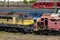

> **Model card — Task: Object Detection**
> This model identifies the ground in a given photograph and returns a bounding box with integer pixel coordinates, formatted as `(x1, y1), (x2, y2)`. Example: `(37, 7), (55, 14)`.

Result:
(0, 31), (60, 40)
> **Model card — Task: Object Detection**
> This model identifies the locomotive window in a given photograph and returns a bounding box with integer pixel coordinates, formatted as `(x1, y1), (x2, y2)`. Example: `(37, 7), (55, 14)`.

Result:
(34, 13), (37, 16)
(43, 3), (45, 5)
(34, 3), (38, 5)
(39, 3), (42, 5)
(50, 19), (56, 21)
(50, 3), (52, 5)
(57, 3), (60, 7)
(19, 14), (23, 19)
(37, 22), (44, 27)
(46, 3), (49, 5)
(41, 18), (44, 21)
(24, 15), (28, 18)
(57, 19), (60, 21)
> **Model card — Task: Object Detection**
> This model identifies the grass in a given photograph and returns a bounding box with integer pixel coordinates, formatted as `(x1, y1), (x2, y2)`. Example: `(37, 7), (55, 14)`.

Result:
(0, 31), (59, 40)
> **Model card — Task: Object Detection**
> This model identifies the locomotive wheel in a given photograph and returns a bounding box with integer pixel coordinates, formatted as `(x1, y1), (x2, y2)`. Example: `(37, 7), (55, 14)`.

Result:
(0, 27), (4, 31)
(5, 28), (11, 32)
(51, 30), (58, 36)
(5, 27), (15, 32)
(33, 30), (42, 35)
(4, 27), (8, 32)
(48, 31), (52, 35)
(34, 30), (52, 35)
(22, 29), (28, 34)
(28, 29), (33, 34)
(18, 28), (27, 34)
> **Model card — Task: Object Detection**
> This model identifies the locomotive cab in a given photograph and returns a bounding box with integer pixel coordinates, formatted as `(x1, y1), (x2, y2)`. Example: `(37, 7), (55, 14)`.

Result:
(0, 13), (34, 29)
(17, 13), (34, 26)
(37, 18), (48, 30)
(34, 13), (51, 30)
(0, 13), (34, 33)
(35, 13), (60, 31)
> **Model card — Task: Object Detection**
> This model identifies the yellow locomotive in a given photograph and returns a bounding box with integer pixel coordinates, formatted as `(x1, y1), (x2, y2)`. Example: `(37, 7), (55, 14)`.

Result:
(0, 13), (34, 32)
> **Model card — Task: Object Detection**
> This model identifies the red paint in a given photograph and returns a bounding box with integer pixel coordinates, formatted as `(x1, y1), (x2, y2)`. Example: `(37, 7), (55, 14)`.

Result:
(35, 13), (60, 31)
(33, 2), (60, 8)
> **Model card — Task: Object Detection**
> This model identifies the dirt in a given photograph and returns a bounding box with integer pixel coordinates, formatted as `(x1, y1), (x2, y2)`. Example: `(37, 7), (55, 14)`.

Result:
(0, 31), (60, 40)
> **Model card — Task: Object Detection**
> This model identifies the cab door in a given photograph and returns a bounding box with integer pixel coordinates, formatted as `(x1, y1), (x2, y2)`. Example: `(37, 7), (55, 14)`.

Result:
(44, 18), (48, 29)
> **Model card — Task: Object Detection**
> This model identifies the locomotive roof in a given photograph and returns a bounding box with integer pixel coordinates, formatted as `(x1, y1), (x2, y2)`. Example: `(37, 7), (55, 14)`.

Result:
(42, 13), (52, 16)
(0, 15), (18, 17)
(0, 13), (33, 18)
(41, 13), (60, 19)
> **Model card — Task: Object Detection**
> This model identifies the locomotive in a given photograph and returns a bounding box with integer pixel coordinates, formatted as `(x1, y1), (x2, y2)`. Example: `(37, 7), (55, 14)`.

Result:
(33, 0), (60, 8)
(34, 13), (60, 32)
(0, 12), (60, 34)
(0, 13), (34, 32)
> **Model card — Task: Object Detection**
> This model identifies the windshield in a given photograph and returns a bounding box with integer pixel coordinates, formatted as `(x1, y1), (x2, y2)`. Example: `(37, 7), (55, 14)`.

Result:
(17, 13), (32, 19)
(24, 13), (32, 19)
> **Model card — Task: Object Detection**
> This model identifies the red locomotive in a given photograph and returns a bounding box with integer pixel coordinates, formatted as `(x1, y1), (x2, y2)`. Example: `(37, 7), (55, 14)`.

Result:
(34, 13), (60, 31)
(32, 0), (60, 8)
